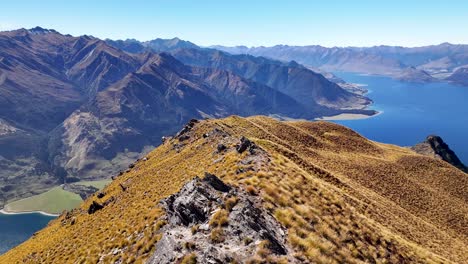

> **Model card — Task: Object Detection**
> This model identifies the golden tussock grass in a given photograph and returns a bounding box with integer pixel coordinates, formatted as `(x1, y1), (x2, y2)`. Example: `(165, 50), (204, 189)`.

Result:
(1, 116), (467, 263)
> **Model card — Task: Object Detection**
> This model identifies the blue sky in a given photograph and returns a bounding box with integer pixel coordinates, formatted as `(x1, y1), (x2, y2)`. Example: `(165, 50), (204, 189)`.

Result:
(1, 0), (467, 47)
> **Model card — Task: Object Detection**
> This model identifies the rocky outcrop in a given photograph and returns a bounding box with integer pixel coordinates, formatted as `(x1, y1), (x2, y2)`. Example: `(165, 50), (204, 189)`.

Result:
(412, 135), (467, 172)
(87, 201), (104, 214)
(147, 173), (294, 264)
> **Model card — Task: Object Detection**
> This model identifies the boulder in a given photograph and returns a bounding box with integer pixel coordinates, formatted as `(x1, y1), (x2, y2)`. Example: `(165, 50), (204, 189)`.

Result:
(88, 201), (104, 214)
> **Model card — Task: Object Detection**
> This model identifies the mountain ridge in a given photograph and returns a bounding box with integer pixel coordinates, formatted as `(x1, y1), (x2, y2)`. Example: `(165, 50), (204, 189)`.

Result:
(1, 116), (466, 263)
(212, 43), (468, 83)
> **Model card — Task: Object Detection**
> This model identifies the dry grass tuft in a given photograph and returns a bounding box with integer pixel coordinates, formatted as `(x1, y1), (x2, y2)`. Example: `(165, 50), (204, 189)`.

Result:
(209, 209), (229, 227)
(180, 253), (197, 264)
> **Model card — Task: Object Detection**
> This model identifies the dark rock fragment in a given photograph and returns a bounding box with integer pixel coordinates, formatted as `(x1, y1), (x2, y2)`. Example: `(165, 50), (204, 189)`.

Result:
(203, 172), (230, 192)
(178, 134), (190, 141)
(88, 201), (104, 214)
(236, 136), (251, 153)
(175, 119), (199, 139)
(216, 144), (227, 152)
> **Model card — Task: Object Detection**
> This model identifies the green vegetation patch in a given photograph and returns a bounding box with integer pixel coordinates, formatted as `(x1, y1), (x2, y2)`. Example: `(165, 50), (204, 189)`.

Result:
(4, 180), (111, 215)
(4, 186), (82, 214)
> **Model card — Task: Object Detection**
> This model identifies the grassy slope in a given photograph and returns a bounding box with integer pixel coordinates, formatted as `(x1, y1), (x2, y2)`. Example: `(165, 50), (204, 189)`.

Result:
(1, 116), (467, 263)
(3, 180), (112, 214)
(4, 187), (82, 215)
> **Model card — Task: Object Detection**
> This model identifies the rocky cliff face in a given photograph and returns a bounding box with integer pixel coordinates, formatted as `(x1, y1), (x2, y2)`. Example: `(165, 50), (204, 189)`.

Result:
(148, 173), (292, 263)
(412, 135), (468, 172)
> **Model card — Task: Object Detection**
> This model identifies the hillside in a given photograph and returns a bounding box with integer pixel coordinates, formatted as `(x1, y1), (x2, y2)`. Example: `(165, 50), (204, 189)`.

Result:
(0, 28), (373, 207)
(446, 67), (468, 86)
(2, 116), (467, 263)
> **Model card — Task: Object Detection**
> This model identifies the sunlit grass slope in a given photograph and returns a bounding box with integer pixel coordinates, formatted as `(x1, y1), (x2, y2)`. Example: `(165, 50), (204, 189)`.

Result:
(1, 116), (467, 263)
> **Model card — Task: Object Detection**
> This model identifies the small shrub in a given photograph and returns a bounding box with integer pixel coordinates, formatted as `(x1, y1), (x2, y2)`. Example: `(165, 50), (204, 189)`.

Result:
(191, 224), (200, 234)
(180, 253), (197, 264)
(209, 209), (229, 227)
(210, 228), (225, 243)
(246, 185), (257, 195)
(243, 236), (253, 245)
(225, 196), (238, 211)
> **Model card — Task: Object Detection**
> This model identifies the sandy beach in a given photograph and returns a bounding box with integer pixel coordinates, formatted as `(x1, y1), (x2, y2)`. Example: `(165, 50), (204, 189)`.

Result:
(315, 111), (382, 121)
(0, 208), (59, 217)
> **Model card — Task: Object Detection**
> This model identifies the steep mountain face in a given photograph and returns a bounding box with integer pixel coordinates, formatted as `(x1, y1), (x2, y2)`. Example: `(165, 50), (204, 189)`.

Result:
(107, 39), (374, 112)
(213, 43), (468, 81)
(2, 116), (467, 263)
(170, 48), (372, 111)
(49, 53), (316, 179)
(412, 135), (468, 172)
(0, 28), (373, 207)
(0, 28), (146, 203)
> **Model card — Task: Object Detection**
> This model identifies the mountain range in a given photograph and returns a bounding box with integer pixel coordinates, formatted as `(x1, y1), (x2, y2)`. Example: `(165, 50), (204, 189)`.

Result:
(1, 116), (466, 263)
(213, 43), (468, 84)
(0, 27), (372, 206)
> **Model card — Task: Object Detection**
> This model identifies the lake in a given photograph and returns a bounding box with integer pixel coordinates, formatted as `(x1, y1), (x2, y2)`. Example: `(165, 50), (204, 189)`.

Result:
(0, 212), (55, 255)
(333, 72), (468, 164)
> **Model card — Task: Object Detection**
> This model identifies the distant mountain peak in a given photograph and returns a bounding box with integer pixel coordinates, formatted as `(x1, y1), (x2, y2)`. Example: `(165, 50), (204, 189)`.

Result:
(28, 26), (59, 35)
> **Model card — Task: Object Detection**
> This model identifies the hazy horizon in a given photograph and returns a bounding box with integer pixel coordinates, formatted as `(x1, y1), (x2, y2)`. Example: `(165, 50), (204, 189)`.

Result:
(1, 0), (467, 47)
(2, 26), (467, 49)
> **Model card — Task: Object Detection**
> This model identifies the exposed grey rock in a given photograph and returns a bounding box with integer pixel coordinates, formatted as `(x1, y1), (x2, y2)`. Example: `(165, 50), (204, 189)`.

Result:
(412, 135), (467, 173)
(216, 144), (227, 153)
(88, 201), (104, 214)
(175, 119), (199, 139)
(203, 172), (230, 192)
(236, 136), (254, 153)
(147, 174), (296, 264)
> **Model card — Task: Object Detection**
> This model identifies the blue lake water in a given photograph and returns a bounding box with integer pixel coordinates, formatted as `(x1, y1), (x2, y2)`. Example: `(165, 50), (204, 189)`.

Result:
(333, 72), (468, 164)
(0, 212), (55, 255)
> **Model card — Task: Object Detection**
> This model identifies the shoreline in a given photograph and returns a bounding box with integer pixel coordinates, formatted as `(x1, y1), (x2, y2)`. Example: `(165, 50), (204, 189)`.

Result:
(315, 110), (382, 121)
(0, 208), (59, 217)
